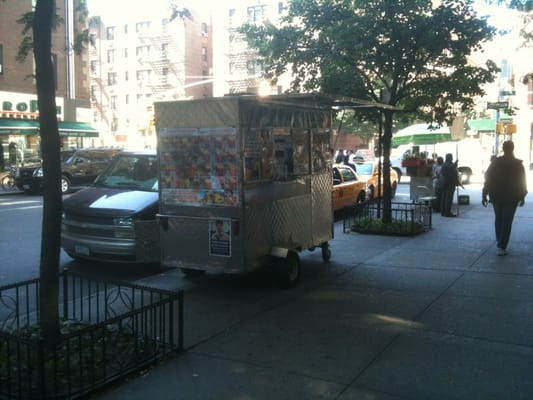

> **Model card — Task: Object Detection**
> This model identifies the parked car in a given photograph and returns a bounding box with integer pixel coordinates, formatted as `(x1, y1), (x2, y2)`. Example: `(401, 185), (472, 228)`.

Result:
(61, 150), (159, 263)
(332, 164), (368, 211)
(353, 159), (398, 199)
(16, 147), (121, 194)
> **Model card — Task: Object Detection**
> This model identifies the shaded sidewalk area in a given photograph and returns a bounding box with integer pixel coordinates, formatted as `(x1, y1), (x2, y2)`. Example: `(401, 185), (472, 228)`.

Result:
(96, 184), (533, 400)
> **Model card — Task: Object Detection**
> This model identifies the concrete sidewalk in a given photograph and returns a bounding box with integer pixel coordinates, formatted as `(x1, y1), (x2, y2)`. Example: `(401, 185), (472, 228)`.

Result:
(95, 184), (533, 399)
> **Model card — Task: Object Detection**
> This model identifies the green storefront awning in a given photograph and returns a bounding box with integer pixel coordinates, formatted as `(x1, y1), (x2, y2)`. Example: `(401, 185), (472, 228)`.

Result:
(0, 118), (98, 137)
(58, 121), (99, 137)
(0, 118), (39, 134)
(466, 119), (496, 132)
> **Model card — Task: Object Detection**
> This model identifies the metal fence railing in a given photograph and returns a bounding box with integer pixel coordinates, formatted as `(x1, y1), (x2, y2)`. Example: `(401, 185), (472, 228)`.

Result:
(0, 272), (184, 400)
(343, 200), (432, 235)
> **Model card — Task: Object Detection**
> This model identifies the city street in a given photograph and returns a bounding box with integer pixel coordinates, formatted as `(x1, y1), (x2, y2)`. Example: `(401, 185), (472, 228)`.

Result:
(0, 182), (414, 287)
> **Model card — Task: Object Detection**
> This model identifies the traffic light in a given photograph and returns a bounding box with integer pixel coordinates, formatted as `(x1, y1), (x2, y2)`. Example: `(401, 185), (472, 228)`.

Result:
(496, 122), (505, 134)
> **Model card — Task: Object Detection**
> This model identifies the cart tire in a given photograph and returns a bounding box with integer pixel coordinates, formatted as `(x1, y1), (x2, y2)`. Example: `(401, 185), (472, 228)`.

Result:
(321, 243), (331, 262)
(280, 250), (300, 288)
(181, 268), (205, 277)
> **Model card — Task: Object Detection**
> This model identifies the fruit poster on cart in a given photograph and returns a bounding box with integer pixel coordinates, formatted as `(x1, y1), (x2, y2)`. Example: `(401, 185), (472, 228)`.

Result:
(159, 127), (239, 207)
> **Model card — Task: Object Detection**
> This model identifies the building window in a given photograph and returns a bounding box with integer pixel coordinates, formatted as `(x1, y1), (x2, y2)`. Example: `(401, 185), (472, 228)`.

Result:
(108, 72), (117, 85)
(247, 59), (264, 76)
(202, 47), (207, 62)
(247, 5), (267, 22)
(124, 24), (128, 34)
(0, 44), (3, 75)
(136, 94), (143, 102)
(107, 49), (115, 63)
(90, 60), (97, 74)
(106, 26), (115, 40)
(136, 70), (151, 82)
(90, 85), (97, 99)
(125, 71), (129, 81)
(201, 23), (208, 36)
(110, 96), (117, 110)
(162, 42), (168, 58)
(125, 94), (129, 104)
(278, 2), (284, 13)
(135, 21), (151, 34)
(162, 67), (169, 76)
(136, 45), (150, 58)
(229, 8), (236, 18)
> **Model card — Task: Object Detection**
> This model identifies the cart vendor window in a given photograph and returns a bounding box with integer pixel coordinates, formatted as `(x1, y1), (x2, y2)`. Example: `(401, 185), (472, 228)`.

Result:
(244, 128), (312, 182)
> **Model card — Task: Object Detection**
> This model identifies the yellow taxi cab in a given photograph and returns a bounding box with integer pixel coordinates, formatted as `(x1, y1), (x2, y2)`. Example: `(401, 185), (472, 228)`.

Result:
(332, 164), (368, 211)
(352, 159), (398, 200)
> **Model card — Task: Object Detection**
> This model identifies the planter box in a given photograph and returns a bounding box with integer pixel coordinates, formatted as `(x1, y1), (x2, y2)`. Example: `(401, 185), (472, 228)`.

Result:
(342, 200), (432, 236)
(0, 273), (184, 400)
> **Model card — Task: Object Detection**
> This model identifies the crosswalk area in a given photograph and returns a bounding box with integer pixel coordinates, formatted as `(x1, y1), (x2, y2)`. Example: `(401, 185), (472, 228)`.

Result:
(0, 196), (42, 212)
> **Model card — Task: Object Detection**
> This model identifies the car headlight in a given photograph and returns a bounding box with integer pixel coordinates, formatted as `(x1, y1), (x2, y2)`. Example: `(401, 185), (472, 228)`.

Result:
(113, 217), (133, 227)
(34, 168), (43, 177)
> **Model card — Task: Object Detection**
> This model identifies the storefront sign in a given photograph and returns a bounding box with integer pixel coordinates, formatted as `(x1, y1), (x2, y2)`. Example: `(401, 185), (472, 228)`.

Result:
(0, 91), (63, 118)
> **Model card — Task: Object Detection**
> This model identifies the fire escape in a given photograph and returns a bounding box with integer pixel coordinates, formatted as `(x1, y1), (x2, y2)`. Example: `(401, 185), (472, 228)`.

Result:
(88, 33), (110, 127)
(226, 14), (262, 94)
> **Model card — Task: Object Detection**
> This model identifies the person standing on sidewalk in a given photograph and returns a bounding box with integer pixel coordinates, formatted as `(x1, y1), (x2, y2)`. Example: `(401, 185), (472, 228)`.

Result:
(432, 156), (444, 213)
(440, 153), (462, 217)
(482, 140), (527, 256)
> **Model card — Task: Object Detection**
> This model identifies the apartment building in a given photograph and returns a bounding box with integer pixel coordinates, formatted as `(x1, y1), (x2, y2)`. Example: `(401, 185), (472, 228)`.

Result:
(89, 6), (213, 148)
(0, 0), (93, 168)
(212, 0), (289, 97)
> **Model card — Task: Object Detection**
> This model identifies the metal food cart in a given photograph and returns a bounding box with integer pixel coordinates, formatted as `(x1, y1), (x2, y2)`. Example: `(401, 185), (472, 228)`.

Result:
(155, 94), (338, 286)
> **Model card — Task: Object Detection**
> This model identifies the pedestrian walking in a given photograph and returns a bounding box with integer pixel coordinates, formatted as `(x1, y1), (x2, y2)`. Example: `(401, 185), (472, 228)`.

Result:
(482, 140), (527, 255)
(440, 153), (462, 217)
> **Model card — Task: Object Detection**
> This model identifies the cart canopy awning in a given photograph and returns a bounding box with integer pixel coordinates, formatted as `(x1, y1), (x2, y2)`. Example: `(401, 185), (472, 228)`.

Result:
(0, 118), (98, 137)
(392, 124), (452, 147)
(0, 118), (39, 134)
(467, 119), (496, 132)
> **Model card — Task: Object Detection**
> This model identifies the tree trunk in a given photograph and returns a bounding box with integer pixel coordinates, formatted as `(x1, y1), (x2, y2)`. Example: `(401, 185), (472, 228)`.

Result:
(381, 110), (394, 224)
(34, 0), (61, 346)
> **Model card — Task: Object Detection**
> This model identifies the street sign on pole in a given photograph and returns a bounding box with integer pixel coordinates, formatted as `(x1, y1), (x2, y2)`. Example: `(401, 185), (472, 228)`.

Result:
(487, 101), (509, 110)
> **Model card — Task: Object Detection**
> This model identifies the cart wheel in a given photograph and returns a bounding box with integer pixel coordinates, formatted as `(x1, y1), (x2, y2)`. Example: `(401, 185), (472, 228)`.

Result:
(180, 268), (205, 277)
(280, 250), (301, 288)
(321, 243), (331, 262)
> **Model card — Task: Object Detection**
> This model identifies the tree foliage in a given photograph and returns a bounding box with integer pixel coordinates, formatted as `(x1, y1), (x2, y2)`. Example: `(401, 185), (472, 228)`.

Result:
(241, 0), (498, 222)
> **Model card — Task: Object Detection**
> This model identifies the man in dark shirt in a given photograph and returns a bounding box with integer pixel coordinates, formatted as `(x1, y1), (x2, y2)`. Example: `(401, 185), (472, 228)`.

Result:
(440, 153), (462, 217)
(482, 140), (527, 256)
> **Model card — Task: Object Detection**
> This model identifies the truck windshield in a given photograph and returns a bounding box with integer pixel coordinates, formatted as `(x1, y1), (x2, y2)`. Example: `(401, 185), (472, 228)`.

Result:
(95, 154), (158, 191)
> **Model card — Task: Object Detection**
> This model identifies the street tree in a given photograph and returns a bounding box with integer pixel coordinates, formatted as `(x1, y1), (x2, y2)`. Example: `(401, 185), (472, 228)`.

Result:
(15, 0), (189, 346)
(241, 0), (499, 222)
